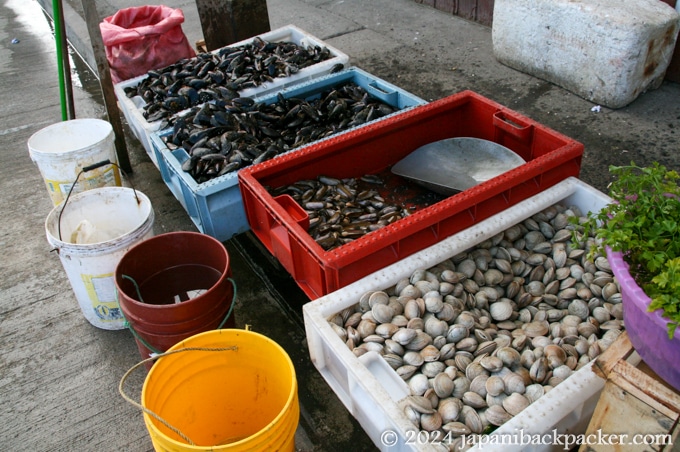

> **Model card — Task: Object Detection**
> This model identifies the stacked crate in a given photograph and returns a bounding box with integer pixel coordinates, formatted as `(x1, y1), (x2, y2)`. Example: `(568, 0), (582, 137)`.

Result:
(115, 23), (623, 452)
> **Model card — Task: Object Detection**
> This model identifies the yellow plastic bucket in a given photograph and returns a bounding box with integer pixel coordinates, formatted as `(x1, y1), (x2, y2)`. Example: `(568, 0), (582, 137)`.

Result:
(141, 329), (299, 451)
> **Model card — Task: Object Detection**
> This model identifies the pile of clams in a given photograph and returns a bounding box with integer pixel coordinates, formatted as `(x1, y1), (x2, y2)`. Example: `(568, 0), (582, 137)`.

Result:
(327, 201), (623, 450)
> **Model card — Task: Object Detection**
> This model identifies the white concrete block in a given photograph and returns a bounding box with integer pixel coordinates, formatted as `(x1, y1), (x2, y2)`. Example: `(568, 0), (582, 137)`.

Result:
(492, 0), (680, 108)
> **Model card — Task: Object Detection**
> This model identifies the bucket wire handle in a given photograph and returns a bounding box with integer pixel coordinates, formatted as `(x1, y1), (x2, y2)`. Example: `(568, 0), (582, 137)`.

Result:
(118, 276), (239, 356)
(118, 345), (239, 446)
(57, 159), (139, 241)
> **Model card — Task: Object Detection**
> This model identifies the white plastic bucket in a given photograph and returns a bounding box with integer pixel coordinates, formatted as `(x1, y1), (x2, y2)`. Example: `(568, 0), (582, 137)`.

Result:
(28, 118), (122, 206)
(45, 187), (155, 330)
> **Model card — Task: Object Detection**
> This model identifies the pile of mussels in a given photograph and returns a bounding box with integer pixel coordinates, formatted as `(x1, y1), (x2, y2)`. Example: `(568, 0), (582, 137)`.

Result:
(123, 36), (338, 122)
(163, 83), (398, 183)
(269, 174), (410, 251)
(327, 201), (623, 451)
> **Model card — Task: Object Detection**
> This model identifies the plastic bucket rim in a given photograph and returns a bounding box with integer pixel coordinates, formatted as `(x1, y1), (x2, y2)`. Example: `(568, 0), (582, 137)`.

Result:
(45, 187), (154, 254)
(121, 291), (233, 332)
(115, 231), (230, 310)
(28, 118), (114, 158)
(605, 247), (675, 332)
(141, 329), (298, 450)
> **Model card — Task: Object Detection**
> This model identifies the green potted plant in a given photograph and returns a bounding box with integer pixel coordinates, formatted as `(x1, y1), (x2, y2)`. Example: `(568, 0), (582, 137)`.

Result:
(580, 161), (680, 390)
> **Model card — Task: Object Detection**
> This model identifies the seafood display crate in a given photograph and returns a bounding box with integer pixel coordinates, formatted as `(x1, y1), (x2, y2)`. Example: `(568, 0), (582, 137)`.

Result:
(303, 177), (614, 452)
(150, 67), (428, 242)
(237, 90), (584, 299)
(114, 24), (350, 166)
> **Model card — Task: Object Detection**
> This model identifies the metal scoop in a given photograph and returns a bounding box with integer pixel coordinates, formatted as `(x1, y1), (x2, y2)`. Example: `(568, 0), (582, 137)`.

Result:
(391, 137), (526, 196)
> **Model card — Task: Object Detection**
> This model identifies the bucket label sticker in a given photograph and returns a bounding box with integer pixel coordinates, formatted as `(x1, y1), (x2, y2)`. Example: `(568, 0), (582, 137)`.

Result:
(45, 166), (122, 203)
(81, 273), (123, 321)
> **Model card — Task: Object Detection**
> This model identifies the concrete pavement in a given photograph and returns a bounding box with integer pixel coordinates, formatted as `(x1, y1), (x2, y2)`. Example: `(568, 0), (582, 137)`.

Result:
(2, 0), (679, 450)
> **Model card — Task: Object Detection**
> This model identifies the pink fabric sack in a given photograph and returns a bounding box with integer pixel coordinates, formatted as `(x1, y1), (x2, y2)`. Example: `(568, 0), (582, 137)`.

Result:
(100, 5), (196, 83)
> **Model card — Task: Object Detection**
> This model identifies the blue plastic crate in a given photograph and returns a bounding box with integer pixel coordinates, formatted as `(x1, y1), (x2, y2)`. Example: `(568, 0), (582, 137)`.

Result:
(150, 67), (427, 242)
(115, 24), (350, 166)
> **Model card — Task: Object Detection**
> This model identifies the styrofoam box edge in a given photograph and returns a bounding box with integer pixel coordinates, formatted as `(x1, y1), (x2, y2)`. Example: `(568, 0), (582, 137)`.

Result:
(303, 177), (617, 452)
(113, 24), (349, 159)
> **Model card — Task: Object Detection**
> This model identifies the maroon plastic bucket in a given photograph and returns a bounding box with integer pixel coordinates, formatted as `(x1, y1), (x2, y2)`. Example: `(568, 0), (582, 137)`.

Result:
(115, 231), (236, 364)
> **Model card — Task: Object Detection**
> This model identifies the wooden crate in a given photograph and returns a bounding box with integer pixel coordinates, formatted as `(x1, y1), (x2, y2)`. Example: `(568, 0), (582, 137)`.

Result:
(580, 332), (680, 451)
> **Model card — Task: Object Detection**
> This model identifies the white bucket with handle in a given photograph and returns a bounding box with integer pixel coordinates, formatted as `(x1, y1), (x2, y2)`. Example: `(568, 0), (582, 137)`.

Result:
(28, 118), (122, 206)
(45, 187), (154, 330)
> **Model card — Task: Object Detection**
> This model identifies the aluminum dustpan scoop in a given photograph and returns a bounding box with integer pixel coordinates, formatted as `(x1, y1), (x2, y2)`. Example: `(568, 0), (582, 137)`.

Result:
(391, 137), (526, 196)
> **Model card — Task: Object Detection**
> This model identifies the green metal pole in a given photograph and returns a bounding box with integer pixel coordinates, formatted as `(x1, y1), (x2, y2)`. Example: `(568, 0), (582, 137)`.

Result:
(52, 0), (68, 121)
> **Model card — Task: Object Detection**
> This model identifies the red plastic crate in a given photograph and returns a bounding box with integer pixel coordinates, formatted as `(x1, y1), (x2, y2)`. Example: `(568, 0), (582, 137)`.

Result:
(238, 90), (584, 299)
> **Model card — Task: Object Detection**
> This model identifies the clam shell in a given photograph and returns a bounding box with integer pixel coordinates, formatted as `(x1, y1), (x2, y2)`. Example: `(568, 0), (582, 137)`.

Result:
(424, 316), (448, 337)
(524, 383), (545, 403)
(433, 373), (455, 398)
(356, 319), (377, 338)
(495, 347), (521, 368)
(439, 343), (457, 361)
(408, 373), (430, 396)
(424, 291), (444, 313)
(372, 303), (395, 324)
(405, 331), (433, 351)
(484, 269), (505, 286)
(502, 372), (526, 395)
(368, 290), (389, 307)
(479, 356), (504, 373)
(383, 353), (404, 370)
(485, 375), (505, 397)
(403, 350), (425, 367)
(522, 321), (549, 337)
(489, 300), (514, 322)
(503, 392), (530, 416)
(330, 322), (347, 342)
(446, 324), (469, 343)
(436, 303), (457, 322)
(407, 317), (424, 331)
(474, 340), (497, 357)
(454, 354), (473, 373)
(485, 404), (513, 426)
(420, 344), (441, 362)
(462, 391), (487, 409)
(384, 339), (404, 356)
(442, 421), (471, 435)
(457, 337), (479, 353)
(420, 412), (443, 432)
(458, 259), (477, 278)
(397, 365), (418, 380)
(452, 376), (471, 398)
(403, 394), (435, 414)
(438, 397), (464, 423)
(469, 374), (489, 398)
(529, 358), (548, 383)
(461, 405), (485, 434)
(375, 322), (399, 338)
(421, 361), (446, 378)
(403, 299), (421, 320)
(391, 327), (417, 345)
(465, 362), (489, 381)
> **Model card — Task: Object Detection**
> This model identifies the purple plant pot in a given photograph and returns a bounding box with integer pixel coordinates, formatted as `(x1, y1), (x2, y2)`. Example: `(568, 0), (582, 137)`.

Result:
(606, 247), (680, 391)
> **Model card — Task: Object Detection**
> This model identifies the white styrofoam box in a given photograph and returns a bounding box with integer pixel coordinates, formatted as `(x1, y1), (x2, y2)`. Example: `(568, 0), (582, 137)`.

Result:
(303, 177), (616, 452)
(492, 0), (680, 109)
(114, 24), (350, 165)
